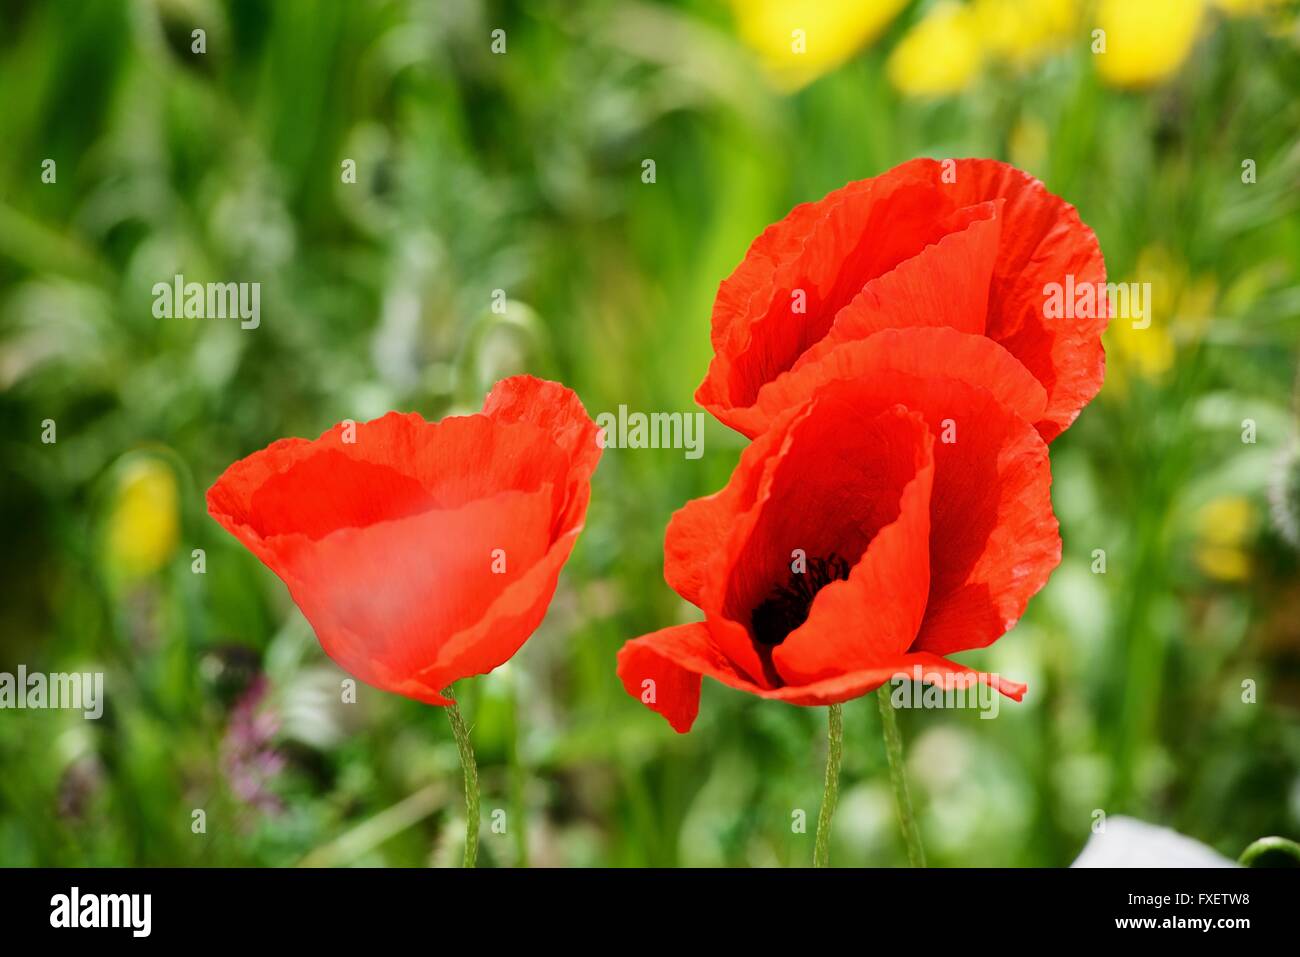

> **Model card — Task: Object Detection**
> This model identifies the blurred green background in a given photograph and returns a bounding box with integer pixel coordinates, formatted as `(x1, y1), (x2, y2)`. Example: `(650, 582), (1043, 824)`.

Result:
(2, 0), (1299, 867)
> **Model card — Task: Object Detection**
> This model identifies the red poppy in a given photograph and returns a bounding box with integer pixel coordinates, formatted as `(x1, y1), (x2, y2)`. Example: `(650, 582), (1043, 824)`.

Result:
(618, 327), (1060, 732)
(208, 376), (600, 706)
(695, 158), (1108, 443)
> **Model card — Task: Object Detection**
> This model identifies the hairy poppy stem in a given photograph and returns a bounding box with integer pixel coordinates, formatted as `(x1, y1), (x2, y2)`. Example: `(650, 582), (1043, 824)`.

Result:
(442, 686), (479, 868)
(877, 687), (925, 866)
(813, 703), (843, 867)
(508, 680), (529, 868)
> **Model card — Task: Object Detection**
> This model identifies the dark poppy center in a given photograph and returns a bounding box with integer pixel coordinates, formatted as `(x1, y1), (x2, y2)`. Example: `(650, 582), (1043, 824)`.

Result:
(750, 553), (850, 648)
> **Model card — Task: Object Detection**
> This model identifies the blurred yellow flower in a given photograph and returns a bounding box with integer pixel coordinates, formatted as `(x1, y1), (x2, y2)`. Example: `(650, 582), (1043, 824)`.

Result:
(732, 0), (909, 90)
(1106, 313), (1176, 390)
(887, 0), (1079, 97)
(1094, 0), (1206, 88)
(106, 457), (180, 578)
(883, 0), (1276, 98)
(887, 2), (983, 97)
(1104, 246), (1216, 394)
(1194, 496), (1257, 581)
(975, 0), (1079, 66)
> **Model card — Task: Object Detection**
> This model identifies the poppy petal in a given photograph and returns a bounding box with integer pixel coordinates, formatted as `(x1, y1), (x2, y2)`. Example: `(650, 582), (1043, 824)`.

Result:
(664, 403), (819, 685)
(699, 164), (997, 414)
(256, 486), (555, 697)
(759, 651), (1027, 706)
(415, 522), (584, 692)
(616, 622), (715, 733)
(939, 158), (1109, 440)
(696, 157), (1106, 442)
(662, 418), (794, 608)
(738, 327), (1048, 439)
(618, 625), (1026, 732)
(911, 413), (1060, 657)
(733, 354), (1060, 658)
(482, 374), (602, 527)
(208, 411), (571, 539)
(773, 408), (935, 684)
(791, 201), (1001, 371)
(711, 404), (935, 681)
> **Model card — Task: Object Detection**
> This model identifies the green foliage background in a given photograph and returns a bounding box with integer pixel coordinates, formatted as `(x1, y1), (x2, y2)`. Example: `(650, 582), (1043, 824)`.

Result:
(1, 0), (1298, 866)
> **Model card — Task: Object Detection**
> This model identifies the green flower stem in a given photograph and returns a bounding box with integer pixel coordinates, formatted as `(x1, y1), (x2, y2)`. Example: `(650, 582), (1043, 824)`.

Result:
(877, 687), (926, 867)
(508, 681), (529, 868)
(442, 685), (479, 868)
(813, 703), (843, 867)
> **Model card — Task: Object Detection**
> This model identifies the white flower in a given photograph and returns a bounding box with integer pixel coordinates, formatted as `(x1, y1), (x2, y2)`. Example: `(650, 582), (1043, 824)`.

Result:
(1072, 816), (1238, 867)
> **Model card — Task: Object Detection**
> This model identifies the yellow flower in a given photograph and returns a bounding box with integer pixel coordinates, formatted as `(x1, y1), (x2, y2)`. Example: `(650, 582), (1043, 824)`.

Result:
(1106, 314), (1176, 391)
(732, 0), (909, 91)
(974, 0), (1080, 67)
(1104, 246), (1216, 394)
(105, 456), (180, 578)
(1095, 0), (1206, 88)
(1194, 496), (1257, 582)
(887, 1), (984, 97)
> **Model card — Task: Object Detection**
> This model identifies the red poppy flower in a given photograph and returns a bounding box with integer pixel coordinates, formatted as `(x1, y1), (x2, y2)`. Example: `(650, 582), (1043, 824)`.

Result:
(617, 332), (1059, 732)
(695, 158), (1108, 442)
(207, 376), (600, 706)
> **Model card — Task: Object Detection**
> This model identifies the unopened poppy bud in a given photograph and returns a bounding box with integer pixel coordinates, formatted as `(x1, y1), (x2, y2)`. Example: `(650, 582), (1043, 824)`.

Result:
(103, 455), (180, 579)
